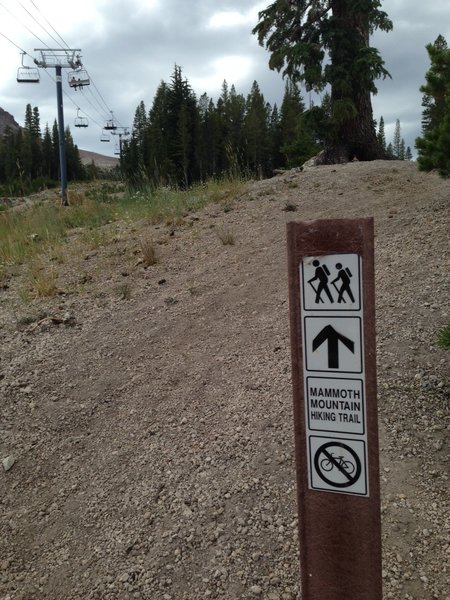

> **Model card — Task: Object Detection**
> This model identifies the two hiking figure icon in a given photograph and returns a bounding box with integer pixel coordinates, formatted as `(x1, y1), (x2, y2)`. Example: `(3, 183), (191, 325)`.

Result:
(308, 259), (355, 304)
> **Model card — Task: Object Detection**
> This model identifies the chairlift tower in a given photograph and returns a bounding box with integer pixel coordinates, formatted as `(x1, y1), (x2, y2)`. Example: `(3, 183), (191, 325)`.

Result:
(33, 49), (84, 206)
(111, 127), (130, 162)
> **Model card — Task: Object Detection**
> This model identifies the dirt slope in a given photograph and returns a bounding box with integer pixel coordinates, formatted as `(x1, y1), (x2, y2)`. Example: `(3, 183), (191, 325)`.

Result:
(0, 160), (449, 600)
(79, 149), (119, 169)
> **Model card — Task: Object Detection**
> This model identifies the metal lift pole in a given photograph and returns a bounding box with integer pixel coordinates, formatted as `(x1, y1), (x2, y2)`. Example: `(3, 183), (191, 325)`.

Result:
(34, 49), (84, 207)
(55, 65), (68, 206)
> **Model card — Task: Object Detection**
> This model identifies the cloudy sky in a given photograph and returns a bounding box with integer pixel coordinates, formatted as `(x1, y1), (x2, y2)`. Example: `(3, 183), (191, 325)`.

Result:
(0, 0), (449, 158)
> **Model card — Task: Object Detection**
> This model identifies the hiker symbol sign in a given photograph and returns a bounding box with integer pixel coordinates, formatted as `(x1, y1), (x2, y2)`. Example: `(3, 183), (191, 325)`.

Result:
(302, 253), (361, 311)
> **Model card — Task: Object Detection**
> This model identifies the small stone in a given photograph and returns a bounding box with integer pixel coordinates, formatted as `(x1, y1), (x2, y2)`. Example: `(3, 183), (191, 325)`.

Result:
(2, 456), (16, 471)
(250, 585), (262, 595)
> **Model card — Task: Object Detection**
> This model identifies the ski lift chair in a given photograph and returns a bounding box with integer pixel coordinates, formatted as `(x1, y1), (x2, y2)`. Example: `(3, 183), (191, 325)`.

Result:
(17, 52), (40, 83)
(104, 119), (117, 130)
(68, 69), (90, 90)
(74, 108), (88, 128)
(100, 131), (110, 142)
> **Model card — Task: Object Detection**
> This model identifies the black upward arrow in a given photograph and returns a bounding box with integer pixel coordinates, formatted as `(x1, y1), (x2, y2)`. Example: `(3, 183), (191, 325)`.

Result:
(312, 325), (355, 369)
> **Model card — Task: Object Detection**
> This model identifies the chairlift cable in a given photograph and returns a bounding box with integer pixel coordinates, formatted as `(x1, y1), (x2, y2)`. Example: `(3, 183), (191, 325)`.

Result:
(0, 28), (28, 53)
(16, 0), (66, 51)
(42, 68), (104, 130)
(0, 1), (51, 51)
(84, 71), (114, 115)
(27, 0), (71, 50)
(78, 85), (112, 125)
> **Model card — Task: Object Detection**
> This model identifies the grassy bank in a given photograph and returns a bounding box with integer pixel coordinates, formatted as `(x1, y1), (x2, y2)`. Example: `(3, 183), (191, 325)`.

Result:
(0, 177), (246, 282)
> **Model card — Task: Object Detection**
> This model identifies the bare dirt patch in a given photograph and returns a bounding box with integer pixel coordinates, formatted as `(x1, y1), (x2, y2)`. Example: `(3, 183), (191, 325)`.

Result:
(1, 160), (449, 599)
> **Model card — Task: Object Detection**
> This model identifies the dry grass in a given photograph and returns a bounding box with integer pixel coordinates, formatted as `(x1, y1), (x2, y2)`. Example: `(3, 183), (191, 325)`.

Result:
(216, 227), (236, 246)
(28, 262), (59, 298)
(115, 282), (132, 300)
(67, 189), (87, 206)
(140, 238), (158, 266)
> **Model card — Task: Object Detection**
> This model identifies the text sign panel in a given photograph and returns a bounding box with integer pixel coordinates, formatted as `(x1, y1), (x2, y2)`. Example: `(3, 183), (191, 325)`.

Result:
(306, 376), (365, 434)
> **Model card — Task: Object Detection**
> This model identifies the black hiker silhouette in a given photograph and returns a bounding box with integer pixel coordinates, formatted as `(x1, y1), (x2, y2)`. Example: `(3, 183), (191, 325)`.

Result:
(331, 263), (355, 303)
(308, 260), (334, 304)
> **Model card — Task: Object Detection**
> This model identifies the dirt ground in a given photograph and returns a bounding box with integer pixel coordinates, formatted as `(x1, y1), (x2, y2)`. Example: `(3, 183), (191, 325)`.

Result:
(0, 160), (449, 600)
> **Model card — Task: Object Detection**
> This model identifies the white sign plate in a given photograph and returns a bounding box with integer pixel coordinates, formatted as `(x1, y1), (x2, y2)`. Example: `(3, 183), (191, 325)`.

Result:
(306, 376), (365, 434)
(304, 316), (362, 373)
(309, 436), (368, 496)
(301, 253), (361, 311)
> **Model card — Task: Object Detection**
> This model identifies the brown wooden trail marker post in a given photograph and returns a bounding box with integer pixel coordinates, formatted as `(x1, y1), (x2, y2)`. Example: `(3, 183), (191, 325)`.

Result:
(286, 218), (382, 600)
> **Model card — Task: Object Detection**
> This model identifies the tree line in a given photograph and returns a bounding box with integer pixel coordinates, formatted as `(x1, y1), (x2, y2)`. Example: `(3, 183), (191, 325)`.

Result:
(0, 104), (85, 196)
(121, 65), (330, 188)
(121, 63), (416, 189)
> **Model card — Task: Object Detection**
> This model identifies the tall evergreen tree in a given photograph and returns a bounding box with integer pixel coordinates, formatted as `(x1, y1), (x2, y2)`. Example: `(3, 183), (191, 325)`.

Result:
(253, 0), (393, 163)
(279, 80), (305, 167)
(393, 118), (402, 158)
(148, 81), (171, 184)
(224, 84), (246, 172)
(167, 65), (199, 187)
(42, 124), (54, 178)
(243, 81), (270, 177)
(268, 103), (283, 171)
(64, 127), (84, 180)
(31, 106), (41, 138)
(51, 120), (60, 178)
(399, 138), (405, 160)
(416, 35), (450, 176)
(377, 116), (386, 151)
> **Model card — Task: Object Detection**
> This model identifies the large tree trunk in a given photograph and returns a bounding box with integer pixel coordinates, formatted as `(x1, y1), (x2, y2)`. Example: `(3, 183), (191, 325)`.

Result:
(320, 0), (387, 164)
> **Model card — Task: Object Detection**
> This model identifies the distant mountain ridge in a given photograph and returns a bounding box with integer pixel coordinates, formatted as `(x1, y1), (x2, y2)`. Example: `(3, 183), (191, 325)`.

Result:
(78, 149), (119, 169)
(0, 107), (20, 135)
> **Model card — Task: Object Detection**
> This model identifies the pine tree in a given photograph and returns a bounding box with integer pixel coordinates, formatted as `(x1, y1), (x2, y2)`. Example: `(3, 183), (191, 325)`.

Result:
(405, 146), (413, 160)
(253, 0), (393, 163)
(148, 81), (172, 185)
(399, 138), (405, 160)
(268, 103), (283, 171)
(42, 124), (54, 178)
(279, 80), (305, 167)
(393, 119), (401, 158)
(32, 106), (41, 138)
(377, 116), (386, 151)
(167, 65), (199, 187)
(24, 104), (33, 133)
(243, 81), (270, 177)
(224, 85), (246, 173)
(416, 35), (450, 177)
(51, 120), (60, 179)
(131, 100), (149, 170)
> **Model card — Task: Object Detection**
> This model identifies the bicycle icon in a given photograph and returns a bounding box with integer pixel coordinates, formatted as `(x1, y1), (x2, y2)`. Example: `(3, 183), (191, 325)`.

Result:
(314, 441), (362, 489)
(320, 453), (356, 475)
